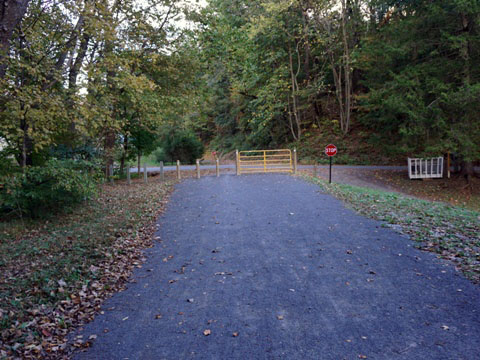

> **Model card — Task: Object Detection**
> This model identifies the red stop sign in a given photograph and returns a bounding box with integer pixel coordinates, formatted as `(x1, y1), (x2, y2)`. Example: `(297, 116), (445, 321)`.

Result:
(325, 144), (337, 157)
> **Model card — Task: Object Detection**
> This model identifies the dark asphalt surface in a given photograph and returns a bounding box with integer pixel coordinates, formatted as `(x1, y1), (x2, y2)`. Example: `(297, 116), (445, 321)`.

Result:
(131, 164), (407, 173)
(75, 174), (480, 360)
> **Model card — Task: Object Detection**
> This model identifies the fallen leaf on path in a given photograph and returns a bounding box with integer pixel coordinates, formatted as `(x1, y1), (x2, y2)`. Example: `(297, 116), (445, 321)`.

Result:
(155, 314), (162, 319)
(232, 332), (239, 337)
(122, 317), (129, 321)
(441, 325), (449, 330)
(277, 315), (284, 320)
(203, 329), (211, 336)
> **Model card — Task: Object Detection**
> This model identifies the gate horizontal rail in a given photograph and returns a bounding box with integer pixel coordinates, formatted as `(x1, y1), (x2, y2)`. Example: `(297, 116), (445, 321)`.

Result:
(237, 149), (293, 174)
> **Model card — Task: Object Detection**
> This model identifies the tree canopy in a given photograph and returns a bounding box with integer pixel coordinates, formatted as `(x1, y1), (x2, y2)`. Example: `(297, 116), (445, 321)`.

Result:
(0, 0), (478, 177)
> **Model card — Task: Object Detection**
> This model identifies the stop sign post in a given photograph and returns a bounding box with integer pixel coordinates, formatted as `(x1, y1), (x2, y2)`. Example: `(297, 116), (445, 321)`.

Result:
(325, 144), (337, 183)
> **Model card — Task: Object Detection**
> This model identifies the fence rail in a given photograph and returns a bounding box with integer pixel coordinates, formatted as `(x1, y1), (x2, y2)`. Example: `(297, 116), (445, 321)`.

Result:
(237, 149), (293, 174)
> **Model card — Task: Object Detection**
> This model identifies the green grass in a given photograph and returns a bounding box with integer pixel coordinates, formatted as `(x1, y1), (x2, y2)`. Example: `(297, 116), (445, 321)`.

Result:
(305, 175), (480, 283)
(0, 179), (174, 357)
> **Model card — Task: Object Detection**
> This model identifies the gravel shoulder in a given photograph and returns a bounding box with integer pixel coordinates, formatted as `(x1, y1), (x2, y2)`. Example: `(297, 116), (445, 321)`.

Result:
(74, 174), (480, 360)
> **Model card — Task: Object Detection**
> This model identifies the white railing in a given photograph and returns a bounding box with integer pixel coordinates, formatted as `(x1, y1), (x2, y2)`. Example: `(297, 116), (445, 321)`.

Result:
(408, 157), (443, 179)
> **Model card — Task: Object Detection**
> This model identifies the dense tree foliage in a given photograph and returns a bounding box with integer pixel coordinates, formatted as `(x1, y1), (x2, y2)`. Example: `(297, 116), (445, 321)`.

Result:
(191, 0), (479, 177)
(0, 0), (479, 195)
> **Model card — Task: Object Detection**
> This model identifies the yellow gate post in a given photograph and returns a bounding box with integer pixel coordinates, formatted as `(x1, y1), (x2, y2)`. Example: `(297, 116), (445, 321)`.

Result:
(263, 150), (267, 172)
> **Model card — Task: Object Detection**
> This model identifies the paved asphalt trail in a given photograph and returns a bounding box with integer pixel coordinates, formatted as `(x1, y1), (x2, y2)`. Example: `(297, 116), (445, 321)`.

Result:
(75, 174), (480, 360)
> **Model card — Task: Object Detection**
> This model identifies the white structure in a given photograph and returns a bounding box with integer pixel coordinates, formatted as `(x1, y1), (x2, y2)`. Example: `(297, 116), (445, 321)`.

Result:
(408, 157), (444, 179)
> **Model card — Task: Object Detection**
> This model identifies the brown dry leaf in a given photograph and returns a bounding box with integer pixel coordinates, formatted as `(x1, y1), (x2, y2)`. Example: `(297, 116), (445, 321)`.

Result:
(277, 315), (284, 320)
(358, 355), (368, 359)
(232, 332), (239, 337)
(203, 329), (211, 336)
(155, 314), (162, 319)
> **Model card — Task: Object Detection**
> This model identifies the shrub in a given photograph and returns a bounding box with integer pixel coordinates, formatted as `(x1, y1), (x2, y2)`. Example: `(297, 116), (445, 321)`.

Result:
(0, 159), (100, 218)
(163, 131), (204, 164)
(153, 147), (167, 163)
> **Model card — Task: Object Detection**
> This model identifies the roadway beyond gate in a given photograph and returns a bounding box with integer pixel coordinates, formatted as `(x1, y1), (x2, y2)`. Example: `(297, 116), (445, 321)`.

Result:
(237, 149), (293, 174)
(75, 175), (480, 360)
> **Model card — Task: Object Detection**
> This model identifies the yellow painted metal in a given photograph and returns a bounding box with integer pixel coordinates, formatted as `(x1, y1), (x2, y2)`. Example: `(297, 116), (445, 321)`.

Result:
(238, 149), (293, 174)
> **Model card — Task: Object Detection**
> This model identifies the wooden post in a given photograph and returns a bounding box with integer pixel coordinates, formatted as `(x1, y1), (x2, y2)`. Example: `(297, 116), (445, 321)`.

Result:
(160, 161), (164, 181)
(127, 166), (131, 185)
(143, 163), (147, 183)
(236, 150), (240, 176)
(313, 163), (317, 177)
(176, 160), (181, 180)
(293, 148), (297, 175)
(196, 159), (200, 179)
(447, 152), (451, 179)
(216, 159), (220, 177)
(109, 165), (114, 184)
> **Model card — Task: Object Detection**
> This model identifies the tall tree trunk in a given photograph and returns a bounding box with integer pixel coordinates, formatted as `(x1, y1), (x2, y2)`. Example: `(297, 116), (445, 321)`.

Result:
(120, 136), (128, 174)
(137, 152), (141, 175)
(0, 0), (31, 78)
(288, 41), (301, 140)
(287, 97), (298, 141)
(340, 0), (352, 134)
(461, 160), (474, 184)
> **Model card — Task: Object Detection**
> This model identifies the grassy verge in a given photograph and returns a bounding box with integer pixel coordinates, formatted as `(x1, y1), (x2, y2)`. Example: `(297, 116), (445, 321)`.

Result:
(0, 178), (175, 358)
(305, 175), (480, 283)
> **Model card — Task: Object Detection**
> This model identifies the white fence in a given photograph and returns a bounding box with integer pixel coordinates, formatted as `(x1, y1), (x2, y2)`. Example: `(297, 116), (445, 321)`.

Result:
(408, 157), (443, 179)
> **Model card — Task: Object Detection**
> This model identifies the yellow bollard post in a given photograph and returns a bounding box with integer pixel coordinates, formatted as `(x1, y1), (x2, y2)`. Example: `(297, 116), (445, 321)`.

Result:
(293, 148), (298, 175)
(236, 150), (240, 176)
(196, 159), (200, 179)
(216, 159), (220, 177)
(176, 160), (181, 180)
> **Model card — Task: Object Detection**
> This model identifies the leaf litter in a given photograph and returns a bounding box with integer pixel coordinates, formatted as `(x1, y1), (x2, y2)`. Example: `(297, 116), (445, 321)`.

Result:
(0, 178), (175, 358)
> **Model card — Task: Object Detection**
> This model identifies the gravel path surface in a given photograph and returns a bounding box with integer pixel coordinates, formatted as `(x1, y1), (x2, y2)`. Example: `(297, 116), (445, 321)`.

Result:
(75, 174), (480, 360)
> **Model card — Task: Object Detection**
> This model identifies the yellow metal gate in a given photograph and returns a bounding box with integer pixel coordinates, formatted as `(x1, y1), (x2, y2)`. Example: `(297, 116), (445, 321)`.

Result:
(237, 149), (293, 174)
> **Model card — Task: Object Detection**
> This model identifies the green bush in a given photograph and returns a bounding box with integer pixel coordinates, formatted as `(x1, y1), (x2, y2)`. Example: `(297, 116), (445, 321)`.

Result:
(153, 147), (167, 163)
(0, 159), (100, 218)
(163, 131), (205, 164)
